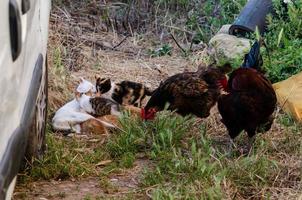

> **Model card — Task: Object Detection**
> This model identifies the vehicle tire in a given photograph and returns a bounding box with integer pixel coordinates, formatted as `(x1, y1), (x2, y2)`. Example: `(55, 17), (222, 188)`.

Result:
(25, 56), (48, 162)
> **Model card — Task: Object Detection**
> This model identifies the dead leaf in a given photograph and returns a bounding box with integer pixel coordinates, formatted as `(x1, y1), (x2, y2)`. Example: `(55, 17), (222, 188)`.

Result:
(88, 139), (101, 143)
(96, 160), (112, 167)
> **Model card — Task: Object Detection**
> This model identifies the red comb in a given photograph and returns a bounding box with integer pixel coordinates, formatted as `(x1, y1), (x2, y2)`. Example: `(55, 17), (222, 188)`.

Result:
(141, 108), (156, 120)
(219, 76), (228, 91)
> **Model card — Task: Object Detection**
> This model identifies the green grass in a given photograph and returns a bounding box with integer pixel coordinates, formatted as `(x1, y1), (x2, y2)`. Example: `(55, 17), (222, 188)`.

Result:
(106, 111), (193, 158)
(18, 110), (301, 199)
(119, 152), (136, 168)
(185, 0), (246, 42)
(19, 126), (111, 183)
(103, 111), (300, 199)
(263, 1), (302, 83)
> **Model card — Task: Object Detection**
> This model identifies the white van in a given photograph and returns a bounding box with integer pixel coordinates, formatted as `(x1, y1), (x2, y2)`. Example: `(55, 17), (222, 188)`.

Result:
(0, 0), (51, 199)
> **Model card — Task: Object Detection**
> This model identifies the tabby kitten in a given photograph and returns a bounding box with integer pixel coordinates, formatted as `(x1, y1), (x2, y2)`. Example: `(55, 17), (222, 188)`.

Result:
(77, 94), (121, 117)
(78, 94), (142, 118)
(90, 96), (121, 117)
(95, 77), (153, 107)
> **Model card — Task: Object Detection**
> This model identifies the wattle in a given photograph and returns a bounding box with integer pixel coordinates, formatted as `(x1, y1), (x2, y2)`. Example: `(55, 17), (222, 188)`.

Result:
(220, 77), (228, 91)
(141, 108), (146, 119)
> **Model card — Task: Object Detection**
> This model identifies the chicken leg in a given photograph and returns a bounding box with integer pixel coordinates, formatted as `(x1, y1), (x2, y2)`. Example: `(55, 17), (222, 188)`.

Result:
(247, 135), (256, 156)
(227, 138), (237, 156)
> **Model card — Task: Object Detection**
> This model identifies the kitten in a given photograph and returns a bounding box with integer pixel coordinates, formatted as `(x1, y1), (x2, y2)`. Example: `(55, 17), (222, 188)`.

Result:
(52, 98), (94, 134)
(52, 78), (114, 134)
(77, 77), (96, 95)
(78, 94), (142, 118)
(95, 77), (153, 107)
(78, 94), (121, 117)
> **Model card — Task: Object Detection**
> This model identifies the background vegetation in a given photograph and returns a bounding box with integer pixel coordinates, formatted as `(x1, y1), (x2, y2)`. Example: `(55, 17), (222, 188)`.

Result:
(264, 0), (302, 82)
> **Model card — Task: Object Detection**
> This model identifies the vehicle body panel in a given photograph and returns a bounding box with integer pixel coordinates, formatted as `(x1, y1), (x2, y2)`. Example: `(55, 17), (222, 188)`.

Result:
(0, 0), (50, 158)
(0, 0), (51, 198)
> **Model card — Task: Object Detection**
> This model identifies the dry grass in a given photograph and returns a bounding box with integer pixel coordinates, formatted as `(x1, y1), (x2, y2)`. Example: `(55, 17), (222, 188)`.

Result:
(48, 1), (199, 112)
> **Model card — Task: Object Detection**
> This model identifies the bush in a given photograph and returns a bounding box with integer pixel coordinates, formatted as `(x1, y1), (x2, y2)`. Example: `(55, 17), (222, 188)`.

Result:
(264, 1), (302, 82)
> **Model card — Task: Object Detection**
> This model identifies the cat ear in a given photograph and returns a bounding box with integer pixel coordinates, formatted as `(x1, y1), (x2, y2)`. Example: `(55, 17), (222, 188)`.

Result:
(95, 75), (101, 81)
(117, 84), (123, 93)
(76, 77), (85, 85)
(114, 84), (120, 91)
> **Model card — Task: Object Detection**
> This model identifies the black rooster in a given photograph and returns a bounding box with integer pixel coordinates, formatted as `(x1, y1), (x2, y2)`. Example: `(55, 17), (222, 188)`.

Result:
(218, 40), (277, 153)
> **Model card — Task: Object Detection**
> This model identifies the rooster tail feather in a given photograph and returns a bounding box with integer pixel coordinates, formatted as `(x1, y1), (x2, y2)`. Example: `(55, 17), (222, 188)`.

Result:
(241, 40), (263, 71)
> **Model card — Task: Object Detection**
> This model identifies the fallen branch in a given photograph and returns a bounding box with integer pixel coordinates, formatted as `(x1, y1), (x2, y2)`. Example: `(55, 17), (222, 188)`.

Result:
(113, 35), (130, 49)
(170, 33), (186, 53)
(79, 36), (139, 55)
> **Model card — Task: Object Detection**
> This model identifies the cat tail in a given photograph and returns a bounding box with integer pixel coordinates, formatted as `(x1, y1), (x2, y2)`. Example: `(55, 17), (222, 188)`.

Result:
(94, 118), (127, 133)
(95, 118), (116, 128)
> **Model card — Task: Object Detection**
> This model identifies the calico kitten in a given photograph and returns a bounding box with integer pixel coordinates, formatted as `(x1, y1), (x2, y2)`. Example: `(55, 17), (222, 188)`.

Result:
(95, 77), (153, 107)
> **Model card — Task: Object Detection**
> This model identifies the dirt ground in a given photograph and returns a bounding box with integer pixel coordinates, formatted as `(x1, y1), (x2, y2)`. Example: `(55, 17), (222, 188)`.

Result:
(14, 159), (151, 200)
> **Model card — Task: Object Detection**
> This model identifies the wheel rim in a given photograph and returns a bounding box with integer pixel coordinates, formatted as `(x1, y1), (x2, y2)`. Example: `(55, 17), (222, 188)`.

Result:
(34, 66), (47, 157)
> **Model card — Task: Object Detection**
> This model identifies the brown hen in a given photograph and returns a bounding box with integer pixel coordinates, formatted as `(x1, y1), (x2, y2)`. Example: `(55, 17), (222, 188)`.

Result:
(141, 64), (231, 120)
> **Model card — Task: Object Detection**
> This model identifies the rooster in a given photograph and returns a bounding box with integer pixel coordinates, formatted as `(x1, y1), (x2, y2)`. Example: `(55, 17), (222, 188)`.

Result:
(141, 64), (232, 120)
(218, 40), (277, 153)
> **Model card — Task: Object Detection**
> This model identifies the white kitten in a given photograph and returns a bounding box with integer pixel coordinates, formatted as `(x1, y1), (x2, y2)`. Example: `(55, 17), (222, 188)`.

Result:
(52, 78), (114, 134)
(77, 94), (94, 114)
(77, 77), (96, 94)
(52, 99), (93, 133)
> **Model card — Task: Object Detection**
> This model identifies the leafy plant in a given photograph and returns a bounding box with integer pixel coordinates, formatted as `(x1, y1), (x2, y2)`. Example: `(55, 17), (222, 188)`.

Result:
(263, 1), (302, 82)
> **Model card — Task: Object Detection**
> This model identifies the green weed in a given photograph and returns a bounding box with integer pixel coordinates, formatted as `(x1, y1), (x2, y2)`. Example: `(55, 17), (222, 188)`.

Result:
(19, 130), (109, 182)
(264, 1), (302, 82)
